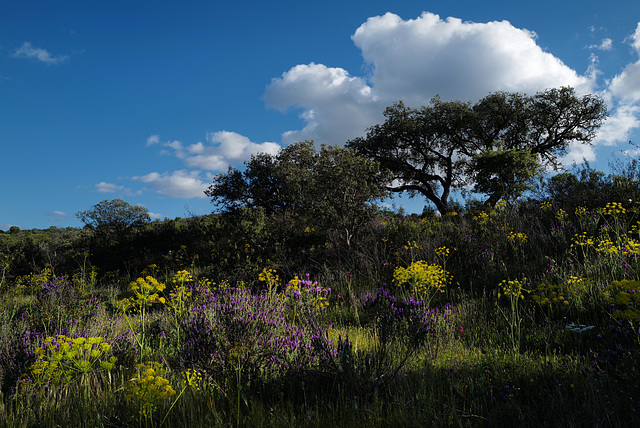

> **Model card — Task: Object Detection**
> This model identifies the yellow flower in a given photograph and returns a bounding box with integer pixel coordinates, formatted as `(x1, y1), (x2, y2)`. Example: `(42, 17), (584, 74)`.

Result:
(172, 270), (193, 284)
(555, 208), (568, 221)
(603, 202), (626, 216)
(498, 279), (527, 299)
(394, 260), (451, 300)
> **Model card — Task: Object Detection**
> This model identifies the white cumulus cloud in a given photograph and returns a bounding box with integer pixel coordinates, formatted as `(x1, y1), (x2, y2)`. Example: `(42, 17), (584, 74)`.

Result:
(353, 12), (594, 102)
(631, 22), (640, 53)
(264, 12), (598, 147)
(608, 23), (640, 103)
(264, 63), (379, 144)
(12, 42), (69, 65)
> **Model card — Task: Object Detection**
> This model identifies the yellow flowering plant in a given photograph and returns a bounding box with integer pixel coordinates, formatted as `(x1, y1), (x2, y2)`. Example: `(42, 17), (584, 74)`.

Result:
(555, 208), (568, 222)
(167, 270), (193, 347)
(259, 267), (280, 298)
(393, 260), (451, 306)
(434, 246), (456, 271)
(507, 231), (528, 245)
(118, 276), (166, 362)
(126, 361), (176, 421)
(497, 279), (528, 352)
(15, 266), (52, 291)
(22, 334), (117, 394)
(403, 240), (422, 262)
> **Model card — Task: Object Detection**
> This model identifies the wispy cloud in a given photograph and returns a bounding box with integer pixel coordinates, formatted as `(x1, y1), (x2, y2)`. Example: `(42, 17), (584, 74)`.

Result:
(588, 38), (613, 51)
(11, 42), (69, 65)
(47, 210), (68, 222)
(146, 134), (160, 146)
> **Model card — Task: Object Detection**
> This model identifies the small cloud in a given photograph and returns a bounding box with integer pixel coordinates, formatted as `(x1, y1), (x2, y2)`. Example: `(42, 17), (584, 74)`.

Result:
(11, 42), (69, 65)
(588, 38), (613, 51)
(155, 131), (282, 171)
(47, 210), (67, 222)
(148, 212), (165, 221)
(146, 135), (160, 146)
(93, 182), (125, 193)
(132, 170), (210, 198)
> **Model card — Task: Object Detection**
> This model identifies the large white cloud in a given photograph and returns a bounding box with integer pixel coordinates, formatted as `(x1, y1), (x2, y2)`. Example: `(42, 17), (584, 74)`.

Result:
(132, 170), (210, 198)
(600, 22), (640, 159)
(352, 12), (594, 103)
(264, 12), (598, 147)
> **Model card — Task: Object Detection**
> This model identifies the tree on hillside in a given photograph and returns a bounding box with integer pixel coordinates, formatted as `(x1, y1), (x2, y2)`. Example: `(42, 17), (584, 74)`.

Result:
(206, 141), (392, 251)
(347, 87), (608, 213)
(76, 199), (151, 239)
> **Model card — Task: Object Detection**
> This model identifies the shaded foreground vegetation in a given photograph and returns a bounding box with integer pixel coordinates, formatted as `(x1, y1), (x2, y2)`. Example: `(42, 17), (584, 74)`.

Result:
(2, 168), (640, 427)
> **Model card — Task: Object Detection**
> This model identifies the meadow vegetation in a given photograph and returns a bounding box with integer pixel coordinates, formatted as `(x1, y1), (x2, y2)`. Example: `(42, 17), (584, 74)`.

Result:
(2, 160), (640, 427)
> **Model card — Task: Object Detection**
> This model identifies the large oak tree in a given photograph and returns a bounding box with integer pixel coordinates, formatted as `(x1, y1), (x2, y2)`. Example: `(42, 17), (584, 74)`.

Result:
(347, 87), (608, 213)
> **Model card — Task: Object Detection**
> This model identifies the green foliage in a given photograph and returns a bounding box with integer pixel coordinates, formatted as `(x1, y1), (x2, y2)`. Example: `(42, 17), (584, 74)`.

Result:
(472, 145), (541, 205)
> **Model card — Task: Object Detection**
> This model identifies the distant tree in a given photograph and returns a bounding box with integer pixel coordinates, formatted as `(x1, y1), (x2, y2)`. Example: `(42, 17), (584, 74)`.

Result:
(76, 199), (150, 239)
(542, 163), (610, 210)
(347, 87), (608, 213)
(542, 159), (640, 211)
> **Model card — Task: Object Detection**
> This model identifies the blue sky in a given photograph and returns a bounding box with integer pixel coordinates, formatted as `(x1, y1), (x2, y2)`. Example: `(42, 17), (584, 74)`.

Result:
(2, 1), (640, 230)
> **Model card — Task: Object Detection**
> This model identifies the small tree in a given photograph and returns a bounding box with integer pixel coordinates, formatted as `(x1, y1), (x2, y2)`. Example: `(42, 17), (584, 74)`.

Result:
(206, 141), (392, 255)
(76, 199), (150, 240)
